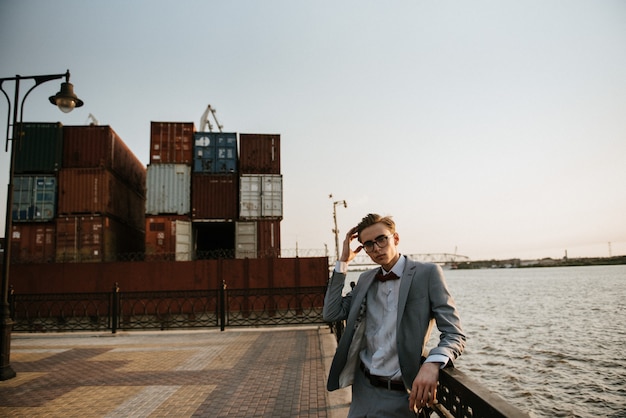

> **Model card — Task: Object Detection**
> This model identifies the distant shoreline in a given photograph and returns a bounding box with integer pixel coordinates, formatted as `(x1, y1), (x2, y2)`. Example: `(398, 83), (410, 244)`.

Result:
(453, 255), (626, 269)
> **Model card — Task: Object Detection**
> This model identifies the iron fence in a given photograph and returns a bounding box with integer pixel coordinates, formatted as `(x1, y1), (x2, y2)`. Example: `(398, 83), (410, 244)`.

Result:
(9, 283), (329, 333)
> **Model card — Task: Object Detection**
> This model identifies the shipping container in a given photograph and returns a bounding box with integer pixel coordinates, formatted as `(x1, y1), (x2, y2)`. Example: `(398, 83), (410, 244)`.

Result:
(150, 122), (194, 164)
(193, 132), (238, 173)
(239, 133), (280, 174)
(257, 219), (281, 257)
(13, 122), (64, 174)
(193, 221), (235, 259)
(191, 173), (238, 220)
(235, 221), (256, 259)
(145, 215), (193, 261)
(235, 220), (281, 259)
(146, 164), (191, 215)
(57, 168), (145, 231)
(12, 175), (57, 222)
(239, 174), (283, 219)
(10, 222), (56, 263)
(55, 215), (144, 263)
(63, 125), (146, 196)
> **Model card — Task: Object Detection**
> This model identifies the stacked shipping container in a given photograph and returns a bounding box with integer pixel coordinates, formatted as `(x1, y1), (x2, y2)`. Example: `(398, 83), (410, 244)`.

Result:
(236, 134), (282, 258)
(145, 124), (283, 260)
(10, 124), (147, 263)
(145, 122), (195, 260)
(9, 121), (284, 263)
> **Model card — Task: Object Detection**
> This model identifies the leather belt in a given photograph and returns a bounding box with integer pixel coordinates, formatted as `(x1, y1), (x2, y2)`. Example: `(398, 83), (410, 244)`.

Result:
(360, 361), (405, 392)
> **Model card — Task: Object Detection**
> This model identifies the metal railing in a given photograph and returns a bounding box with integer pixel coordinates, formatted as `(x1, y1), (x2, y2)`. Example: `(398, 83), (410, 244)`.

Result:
(10, 283), (328, 333)
(327, 321), (530, 418)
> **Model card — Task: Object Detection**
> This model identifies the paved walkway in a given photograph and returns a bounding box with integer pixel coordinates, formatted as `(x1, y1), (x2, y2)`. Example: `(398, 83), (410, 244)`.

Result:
(0, 326), (351, 417)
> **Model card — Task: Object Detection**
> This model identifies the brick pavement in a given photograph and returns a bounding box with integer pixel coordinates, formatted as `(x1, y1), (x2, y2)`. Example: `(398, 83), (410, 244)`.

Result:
(0, 326), (351, 417)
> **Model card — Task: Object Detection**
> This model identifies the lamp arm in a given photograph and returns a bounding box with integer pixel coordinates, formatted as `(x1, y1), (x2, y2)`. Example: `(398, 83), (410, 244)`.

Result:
(19, 73), (66, 130)
(0, 82), (11, 152)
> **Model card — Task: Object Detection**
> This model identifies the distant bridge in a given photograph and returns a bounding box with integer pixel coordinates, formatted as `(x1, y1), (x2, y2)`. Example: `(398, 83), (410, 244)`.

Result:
(280, 249), (470, 268)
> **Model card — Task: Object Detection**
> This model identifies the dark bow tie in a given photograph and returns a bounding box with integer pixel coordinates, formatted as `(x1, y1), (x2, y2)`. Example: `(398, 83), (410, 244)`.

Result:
(375, 270), (399, 282)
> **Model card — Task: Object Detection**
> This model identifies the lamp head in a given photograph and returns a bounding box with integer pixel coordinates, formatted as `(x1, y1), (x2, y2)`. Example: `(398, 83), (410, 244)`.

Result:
(49, 82), (84, 113)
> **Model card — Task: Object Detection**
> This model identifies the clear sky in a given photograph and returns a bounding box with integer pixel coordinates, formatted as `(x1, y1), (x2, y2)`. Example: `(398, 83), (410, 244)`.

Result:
(1, 1), (625, 261)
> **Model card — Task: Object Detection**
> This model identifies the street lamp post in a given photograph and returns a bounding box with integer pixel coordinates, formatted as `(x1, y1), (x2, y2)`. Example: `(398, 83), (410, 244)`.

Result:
(0, 70), (83, 380)
(330, 197), (347, 262)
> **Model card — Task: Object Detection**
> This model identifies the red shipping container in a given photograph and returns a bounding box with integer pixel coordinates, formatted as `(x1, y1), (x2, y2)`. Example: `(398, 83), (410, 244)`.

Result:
(191, 173), (238, 220)
(239, 133), (281, 174)
(150, 122), (194, 165)
(55, 215), (144, 263)
(257, 219), (281, 258)
(63, 125), (146, 196)
(145, 215), (193, 261)
(57, 168), (145, 232)
(10, 223), (56, 263)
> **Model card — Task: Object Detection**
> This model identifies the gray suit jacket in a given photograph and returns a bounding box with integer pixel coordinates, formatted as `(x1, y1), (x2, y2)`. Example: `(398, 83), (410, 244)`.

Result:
(323, 257), (466, 391)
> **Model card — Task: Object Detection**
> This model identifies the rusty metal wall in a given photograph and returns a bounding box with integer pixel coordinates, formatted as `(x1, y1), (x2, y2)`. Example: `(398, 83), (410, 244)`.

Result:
(10, 257), (330, 293)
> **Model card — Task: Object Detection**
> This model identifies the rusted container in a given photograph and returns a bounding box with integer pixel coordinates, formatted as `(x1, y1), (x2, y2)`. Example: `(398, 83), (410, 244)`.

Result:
(146, 164), (191, 215)
(57, 168), (145, 231)
(150, 122), (194, 165)
(239, 133), (280, 174)
(239, 174), (283, 219)
(191, 173), (238, 220)
(145, 215), (193, 261)
(12, 175), (57, 222)
(193, 132), (238, 173)
(234, 220), (281, 258)
(63, 125), (146, 196)
(14, 122), (63, 174)
(257, 219), (281, 257)
(55, 214), (144, 263)
(193, 221), (235, 259)
(9, 222), (56, 263)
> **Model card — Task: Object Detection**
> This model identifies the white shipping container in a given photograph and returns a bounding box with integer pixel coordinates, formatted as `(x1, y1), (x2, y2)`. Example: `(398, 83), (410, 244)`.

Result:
(239, 174), (283, 219)
(174, 219), (193, 261)
(146, 164), (191, 215)
(235, 221), (257, 259)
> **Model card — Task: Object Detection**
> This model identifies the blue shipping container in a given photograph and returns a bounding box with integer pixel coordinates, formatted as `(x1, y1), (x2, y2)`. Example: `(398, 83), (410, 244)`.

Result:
(12, 175), (57, 222)
(193, 132), (237, 173)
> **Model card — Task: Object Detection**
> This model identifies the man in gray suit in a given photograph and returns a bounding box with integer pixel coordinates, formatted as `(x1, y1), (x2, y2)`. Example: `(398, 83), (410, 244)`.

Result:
(323, 214), (466, 417)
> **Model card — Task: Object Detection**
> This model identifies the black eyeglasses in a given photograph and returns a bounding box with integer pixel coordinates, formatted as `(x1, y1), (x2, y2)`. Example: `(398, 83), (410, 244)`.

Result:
(362, 234), (394, 252)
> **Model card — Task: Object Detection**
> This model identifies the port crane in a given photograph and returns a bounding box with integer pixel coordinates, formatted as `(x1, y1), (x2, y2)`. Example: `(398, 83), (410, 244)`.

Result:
(199, 105), (223, 132)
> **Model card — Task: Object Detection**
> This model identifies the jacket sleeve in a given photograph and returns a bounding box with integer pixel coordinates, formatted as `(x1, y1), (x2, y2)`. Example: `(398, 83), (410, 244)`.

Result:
(427, 264), (466, 362)
(323, 270), (352, 322)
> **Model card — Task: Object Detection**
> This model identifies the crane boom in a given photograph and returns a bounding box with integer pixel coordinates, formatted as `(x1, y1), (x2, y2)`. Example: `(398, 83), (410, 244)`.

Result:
(199, 104), (223, 132)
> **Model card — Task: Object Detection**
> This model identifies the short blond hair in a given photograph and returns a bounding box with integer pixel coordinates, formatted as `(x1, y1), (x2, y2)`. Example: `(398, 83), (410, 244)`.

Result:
(356, 214), (395, 240)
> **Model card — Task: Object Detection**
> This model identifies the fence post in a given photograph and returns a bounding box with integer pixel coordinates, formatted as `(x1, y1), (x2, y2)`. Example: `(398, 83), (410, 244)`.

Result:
(111, 282), (120, 334)
(220, 280), (226, 331)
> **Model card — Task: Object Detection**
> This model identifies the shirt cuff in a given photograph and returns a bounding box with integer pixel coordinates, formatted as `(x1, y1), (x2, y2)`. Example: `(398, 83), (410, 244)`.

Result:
(334, 261), (348, 273)
(424, 354), (449, 368)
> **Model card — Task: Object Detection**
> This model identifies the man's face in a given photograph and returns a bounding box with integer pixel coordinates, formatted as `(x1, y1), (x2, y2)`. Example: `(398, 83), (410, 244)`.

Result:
(359, 223), (399, 268)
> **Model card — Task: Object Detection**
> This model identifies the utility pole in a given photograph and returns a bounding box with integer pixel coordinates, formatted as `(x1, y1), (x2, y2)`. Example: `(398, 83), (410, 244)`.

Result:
(329, 194), (347, 262)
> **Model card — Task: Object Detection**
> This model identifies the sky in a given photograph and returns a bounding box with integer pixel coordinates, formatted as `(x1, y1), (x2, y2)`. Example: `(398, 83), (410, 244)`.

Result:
(1, 1), (625, 261)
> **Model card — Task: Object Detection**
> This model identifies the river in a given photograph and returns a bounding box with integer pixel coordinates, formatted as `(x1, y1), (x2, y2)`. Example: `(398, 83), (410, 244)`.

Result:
(346, 264), (626, 418)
